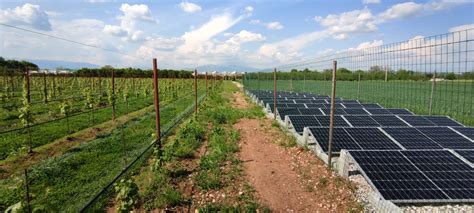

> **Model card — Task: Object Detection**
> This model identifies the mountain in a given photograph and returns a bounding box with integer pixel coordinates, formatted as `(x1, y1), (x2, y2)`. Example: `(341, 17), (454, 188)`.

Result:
(194, 64), (260, 72)
(27, 59), (100, 69)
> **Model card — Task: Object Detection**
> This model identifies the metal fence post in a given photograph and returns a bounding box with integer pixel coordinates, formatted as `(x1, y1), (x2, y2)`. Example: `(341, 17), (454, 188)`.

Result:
(357, 73), (361, 100)
(205, 71), (208, 97)
(111, 68), (116, 121)
(25, 68), (31, 104)
(152, 58), (161, 148)
(274, 68), (277, 120)
(24, 169), (32, 213)
(328, 60), (337, 170)
(194, 69), (198, 115)
(429, 71), (436, 115)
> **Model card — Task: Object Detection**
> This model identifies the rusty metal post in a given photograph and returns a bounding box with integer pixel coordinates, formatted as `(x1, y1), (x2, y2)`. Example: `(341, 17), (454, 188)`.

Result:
(152, 59), (161, 144)
(205, 72), (208, 97)
(429, 71), (436, 115)
(194, 69), (198, 115)
(327, 60), (337, 170)
(24, 169), (32, 213)
(111, 68), (116, 121)
(25, 68), (31, 104)
(43, 71), (48, 103)
(357, 73), (361, 100)
(273, 68), (277, 120)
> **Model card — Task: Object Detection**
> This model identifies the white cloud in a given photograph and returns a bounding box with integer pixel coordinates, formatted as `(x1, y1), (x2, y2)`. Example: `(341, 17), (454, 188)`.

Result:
(103, 25), (127, 36)
(353, 40), (383, 50)
(249, 19), (260, 24)
(259, 30), (329, 62)
(266, 21), (284, 30)
(363, 0), (380, 4)
(315, 8), (377, 39)
(379, 2), (423, 20)
(179, 1), (202, 13)
(103, 3), (156, 41)
(0, 3), (51, 31)
(449, 24), (474, 32)
(245, 6), (254, 13)
(178, 13), (242, 54)
(227, 30), (265, 45)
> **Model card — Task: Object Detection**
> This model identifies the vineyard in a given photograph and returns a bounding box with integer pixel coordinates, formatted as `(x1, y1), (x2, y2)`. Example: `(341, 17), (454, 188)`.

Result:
(0, 68), (214, 211)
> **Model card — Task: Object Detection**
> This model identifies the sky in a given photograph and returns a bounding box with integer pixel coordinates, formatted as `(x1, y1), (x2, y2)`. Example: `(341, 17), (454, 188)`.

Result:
(0, 0), (473, 70)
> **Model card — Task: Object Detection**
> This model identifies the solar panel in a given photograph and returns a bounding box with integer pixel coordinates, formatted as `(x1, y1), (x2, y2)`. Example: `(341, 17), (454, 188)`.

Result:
(298, 108), (324, 115)
(417, 127), (474, 149)
(344, 116), (380, 127)
(309, 127), (361, 153)
(399, 116), (437, 126)
(288, 115), (320, 133)
(387, 109), (413, 115)
(423, 116), (463, 127)
(344, 128), (400, 150)
(294, 99), (313, 103)
(323, 103), (344, 108)
(320, 108), (347, 115)
(454, 150), (474, 164)
(366, 108), (392, 115)
(306, 103), (326, 108)
(315, 116), (350, 127)
(311, 100), (327, 104)
(453, 127), (474, 140)
(277, 108), (301, 120)
(361, 104), (382, 108)
(343, 108), (369, 115)
(371, 115), (409, 127)
(350, 150), (448, 201)
(403, 150), (474, 200)
(286, 103), (298, 108)
(382, 127), (443, 149)
(343, 103), (364, 108)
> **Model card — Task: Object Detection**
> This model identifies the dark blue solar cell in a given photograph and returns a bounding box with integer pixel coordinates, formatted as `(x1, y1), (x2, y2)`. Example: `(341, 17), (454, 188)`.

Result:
(309, 127), (361, 153)
(371, 116), (409, 127)
(382, 127), (443, 149)
(399, 116), (437, 126)
(344, 116), (380, 127)
(344, 128), (400, 150)
(288, 115), (320, 133)
(417, 127), (474, 149)
(366, 108), (392, 115)
(343, 108), (369, 115)
(453, 127), (474, 140)
(277, 108), (301, 120)
(454, 150), (474, 164)
(298, 108), (324, 115)
(423, 116), (463, 127)
(315, 116), (350, 127)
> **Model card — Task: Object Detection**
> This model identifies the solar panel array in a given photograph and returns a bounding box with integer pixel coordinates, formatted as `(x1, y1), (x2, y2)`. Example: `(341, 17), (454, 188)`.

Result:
(248, 89), (473, 203)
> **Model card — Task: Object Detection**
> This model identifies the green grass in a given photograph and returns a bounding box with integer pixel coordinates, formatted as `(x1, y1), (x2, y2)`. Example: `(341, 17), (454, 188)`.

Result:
(0, 85), (206, 212)
(245, 79), (474, 126)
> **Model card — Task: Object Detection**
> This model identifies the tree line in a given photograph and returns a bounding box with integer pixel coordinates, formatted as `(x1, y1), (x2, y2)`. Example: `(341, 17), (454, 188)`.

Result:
(246, 66), (474, 81)
(0, 58), (194, 78)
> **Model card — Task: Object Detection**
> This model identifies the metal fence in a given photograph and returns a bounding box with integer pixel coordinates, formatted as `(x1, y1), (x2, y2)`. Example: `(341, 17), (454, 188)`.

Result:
(243, 28), (474, 126)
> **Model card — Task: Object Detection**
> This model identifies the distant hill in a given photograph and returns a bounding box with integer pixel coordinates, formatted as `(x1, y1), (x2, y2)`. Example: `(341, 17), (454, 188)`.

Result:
(27, 59), (99, 70)
(194, 64), (260, 72)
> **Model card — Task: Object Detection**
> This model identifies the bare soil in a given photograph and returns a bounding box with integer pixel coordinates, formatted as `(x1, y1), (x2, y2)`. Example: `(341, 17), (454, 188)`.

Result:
(232, 82), (362, 212)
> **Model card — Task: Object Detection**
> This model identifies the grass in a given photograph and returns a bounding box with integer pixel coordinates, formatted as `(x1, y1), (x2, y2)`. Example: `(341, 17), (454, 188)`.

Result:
(245, 79), (474, 126)
(0, 85), (206, 212)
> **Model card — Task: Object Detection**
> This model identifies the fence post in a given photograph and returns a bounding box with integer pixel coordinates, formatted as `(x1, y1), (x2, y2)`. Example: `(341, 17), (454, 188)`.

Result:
(428, 71), (436, 115)
(24, 169), (32, 213)
(111, 68), (116, 121)
(205, 72), (208, 97)
(194, 69), (198, 115)
(303, 72), (306, 93)
(328, 60), (337, 170)
(25, 68), (30, 104)
(384, 66), (388, 82)
(152, 58), (162, 151)
(273, 68), (277, 120)
(357, 73), (361, 100)
(43, 72), (48, 103)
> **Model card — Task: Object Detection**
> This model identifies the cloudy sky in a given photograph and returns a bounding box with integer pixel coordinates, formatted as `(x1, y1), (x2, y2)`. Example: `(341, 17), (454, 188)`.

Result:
(0, 0), (473, 69)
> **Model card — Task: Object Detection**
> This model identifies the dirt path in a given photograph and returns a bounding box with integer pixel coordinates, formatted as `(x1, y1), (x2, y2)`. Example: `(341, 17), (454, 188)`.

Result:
(232, 82), (361, 212)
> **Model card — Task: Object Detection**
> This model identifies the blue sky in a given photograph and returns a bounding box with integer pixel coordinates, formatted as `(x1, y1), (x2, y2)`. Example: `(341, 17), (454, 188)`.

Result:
(0, 0), (473, 69)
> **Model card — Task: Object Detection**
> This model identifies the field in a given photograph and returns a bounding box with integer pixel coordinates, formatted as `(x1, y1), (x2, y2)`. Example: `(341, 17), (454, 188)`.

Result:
(244, 79), (474, 126)
(0, 73), (209, 211)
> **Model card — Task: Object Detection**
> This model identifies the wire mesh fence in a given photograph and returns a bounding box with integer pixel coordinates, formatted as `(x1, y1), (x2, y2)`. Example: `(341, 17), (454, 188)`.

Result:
(243, 28), (474, 126)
